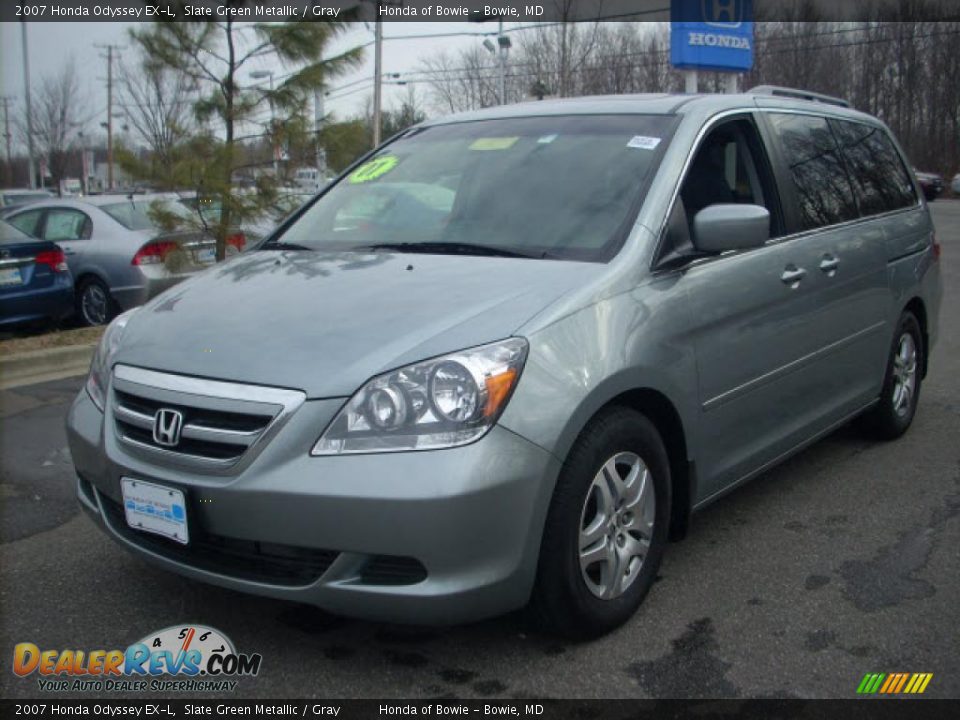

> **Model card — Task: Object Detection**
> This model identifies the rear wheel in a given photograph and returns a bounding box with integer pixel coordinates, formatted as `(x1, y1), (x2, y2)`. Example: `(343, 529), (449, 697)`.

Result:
(862, 311), (923, 439)
(531, 407), (670, 639)
(77, 278), (117, 327)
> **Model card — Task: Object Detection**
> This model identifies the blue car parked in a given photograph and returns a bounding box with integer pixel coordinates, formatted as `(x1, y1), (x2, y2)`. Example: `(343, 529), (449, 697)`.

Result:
(0, 219), (74, 328)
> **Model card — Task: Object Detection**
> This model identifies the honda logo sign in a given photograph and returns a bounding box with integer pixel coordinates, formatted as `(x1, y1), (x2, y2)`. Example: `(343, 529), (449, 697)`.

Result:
(153, 408), (184, 447)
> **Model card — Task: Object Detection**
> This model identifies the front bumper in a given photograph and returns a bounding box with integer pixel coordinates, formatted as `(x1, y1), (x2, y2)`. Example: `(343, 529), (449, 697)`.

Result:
(66, 386), (560, 625)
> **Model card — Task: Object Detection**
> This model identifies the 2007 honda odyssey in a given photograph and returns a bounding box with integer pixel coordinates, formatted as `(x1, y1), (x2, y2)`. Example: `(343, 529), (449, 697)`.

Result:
(67, 87), (942, 638)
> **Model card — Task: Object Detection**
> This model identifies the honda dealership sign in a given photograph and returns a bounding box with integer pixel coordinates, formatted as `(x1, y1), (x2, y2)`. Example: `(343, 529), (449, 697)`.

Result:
(671, 0), (755, 72)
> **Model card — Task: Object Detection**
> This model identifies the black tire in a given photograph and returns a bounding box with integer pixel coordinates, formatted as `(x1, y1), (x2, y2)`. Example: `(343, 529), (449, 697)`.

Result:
(76, 277), (118, 327)
(862, 311), (923, 440)
(531, 406), (671, 640)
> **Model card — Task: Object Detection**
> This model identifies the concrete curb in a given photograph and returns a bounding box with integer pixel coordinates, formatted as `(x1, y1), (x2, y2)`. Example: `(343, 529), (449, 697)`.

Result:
(0, 344), (96, 390)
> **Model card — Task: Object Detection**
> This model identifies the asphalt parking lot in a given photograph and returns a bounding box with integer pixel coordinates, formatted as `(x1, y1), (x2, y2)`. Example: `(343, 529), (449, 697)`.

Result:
(1, 201), (958, 701)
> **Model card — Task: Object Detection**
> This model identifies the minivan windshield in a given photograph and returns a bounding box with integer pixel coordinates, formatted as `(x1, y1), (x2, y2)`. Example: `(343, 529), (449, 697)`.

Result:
(273, 115), (675, 261)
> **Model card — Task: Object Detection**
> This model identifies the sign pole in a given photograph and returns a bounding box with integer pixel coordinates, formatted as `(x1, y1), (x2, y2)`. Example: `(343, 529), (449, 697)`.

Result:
(685, 70), (699, 94)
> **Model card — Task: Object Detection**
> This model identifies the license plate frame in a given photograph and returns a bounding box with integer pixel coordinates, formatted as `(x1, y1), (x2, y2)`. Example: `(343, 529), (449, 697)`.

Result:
(121, 478), (189, 545)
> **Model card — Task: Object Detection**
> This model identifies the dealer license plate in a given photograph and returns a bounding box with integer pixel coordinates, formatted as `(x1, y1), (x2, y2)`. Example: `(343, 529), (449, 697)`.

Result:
(121, 478), (189, 544)
(0, 268), (22, 286)
(197, 247), (216, 264)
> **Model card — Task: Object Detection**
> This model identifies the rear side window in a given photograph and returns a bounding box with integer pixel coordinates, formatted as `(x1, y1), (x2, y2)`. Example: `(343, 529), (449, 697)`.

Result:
(8, 209), (43, 238)
(0, 220), (33, 245)
(767, 113), (858, 231)
(831, 120), (917, 215)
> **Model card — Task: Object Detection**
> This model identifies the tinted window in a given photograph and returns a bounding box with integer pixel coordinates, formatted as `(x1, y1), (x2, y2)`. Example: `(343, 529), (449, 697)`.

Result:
(277, 115), (676, 262)
(831, 120), (917, 215)
(8, 209), (43, 238)
(44, 209), (91, 241)
(768, 114), (858, 231)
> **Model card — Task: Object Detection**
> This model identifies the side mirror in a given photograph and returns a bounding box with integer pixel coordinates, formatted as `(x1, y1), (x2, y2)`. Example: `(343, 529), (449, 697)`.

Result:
(692, 204), (770, 254)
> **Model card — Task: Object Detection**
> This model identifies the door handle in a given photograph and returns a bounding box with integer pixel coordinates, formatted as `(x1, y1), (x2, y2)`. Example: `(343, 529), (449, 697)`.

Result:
(780, 265), (807, 287)
(819, 254), (839, 276)
(62, 248), (76, 255)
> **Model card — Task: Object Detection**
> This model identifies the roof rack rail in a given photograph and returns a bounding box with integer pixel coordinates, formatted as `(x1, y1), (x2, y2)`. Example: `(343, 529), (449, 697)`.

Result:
(748, 85), (850, 109)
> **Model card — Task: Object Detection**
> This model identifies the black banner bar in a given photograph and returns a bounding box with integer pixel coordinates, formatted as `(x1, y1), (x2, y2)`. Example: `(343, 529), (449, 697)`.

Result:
(2, 700), (960, 720)
(4, 0), (960, 24)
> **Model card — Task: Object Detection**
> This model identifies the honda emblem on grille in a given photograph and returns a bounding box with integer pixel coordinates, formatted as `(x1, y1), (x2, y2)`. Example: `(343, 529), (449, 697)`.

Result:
(153, 408), (184, 447)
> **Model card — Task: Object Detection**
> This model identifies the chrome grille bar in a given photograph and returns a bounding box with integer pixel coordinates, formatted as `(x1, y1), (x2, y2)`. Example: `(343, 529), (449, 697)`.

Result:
(110, 364), (305, 474)
(113, 402), (262, 447)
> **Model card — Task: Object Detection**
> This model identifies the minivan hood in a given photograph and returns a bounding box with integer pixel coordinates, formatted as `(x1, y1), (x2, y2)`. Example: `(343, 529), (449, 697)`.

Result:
(115, 249), (600, 398)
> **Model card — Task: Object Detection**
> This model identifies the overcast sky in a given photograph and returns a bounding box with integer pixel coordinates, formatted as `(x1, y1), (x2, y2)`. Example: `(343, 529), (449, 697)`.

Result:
(0, 21), (494, 151)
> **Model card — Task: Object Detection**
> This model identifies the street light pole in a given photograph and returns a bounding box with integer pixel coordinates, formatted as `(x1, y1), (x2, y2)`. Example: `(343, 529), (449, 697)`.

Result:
(21, 22), (37, 189)
(372, 19), (383, 147)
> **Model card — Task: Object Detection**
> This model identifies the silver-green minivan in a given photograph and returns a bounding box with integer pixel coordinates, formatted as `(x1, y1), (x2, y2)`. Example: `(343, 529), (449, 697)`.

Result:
(67, 87), (942, 638)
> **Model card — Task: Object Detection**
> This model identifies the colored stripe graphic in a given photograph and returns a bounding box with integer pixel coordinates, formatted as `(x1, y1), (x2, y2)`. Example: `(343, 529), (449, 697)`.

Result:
(879, 674), (897, 693)
(857, 673), (886, 694)
(857, 672), (933, 694)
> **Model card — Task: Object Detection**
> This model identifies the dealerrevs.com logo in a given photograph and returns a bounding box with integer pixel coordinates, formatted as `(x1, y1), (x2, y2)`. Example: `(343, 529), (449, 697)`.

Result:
(12, 625), (262, 693)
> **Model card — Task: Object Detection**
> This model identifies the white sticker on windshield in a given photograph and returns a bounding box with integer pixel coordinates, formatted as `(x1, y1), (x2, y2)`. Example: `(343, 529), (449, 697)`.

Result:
(627, 136), (661, 150)
(537, 134), (558, 144)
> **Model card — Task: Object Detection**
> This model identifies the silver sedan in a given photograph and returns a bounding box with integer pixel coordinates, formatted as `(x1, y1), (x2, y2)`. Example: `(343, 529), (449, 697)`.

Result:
(5, 195), (246, 325)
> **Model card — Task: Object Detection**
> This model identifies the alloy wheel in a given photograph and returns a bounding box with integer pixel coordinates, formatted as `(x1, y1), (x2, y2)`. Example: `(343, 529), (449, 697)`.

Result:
(578, 451), (655, 600)
(81, 283), (108, 326)
(891, 332), (918, 417)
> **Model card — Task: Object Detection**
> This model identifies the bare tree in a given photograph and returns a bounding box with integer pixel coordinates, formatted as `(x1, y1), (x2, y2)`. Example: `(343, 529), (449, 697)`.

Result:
(418, 47), (501, 114)
(18, 62), (87, 190)
(119, 57), (196, 166)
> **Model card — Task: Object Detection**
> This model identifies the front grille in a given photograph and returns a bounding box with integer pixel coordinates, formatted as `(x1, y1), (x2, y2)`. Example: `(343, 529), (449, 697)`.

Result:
(110, 365), (305, 473)
(99, 491), (338, 586)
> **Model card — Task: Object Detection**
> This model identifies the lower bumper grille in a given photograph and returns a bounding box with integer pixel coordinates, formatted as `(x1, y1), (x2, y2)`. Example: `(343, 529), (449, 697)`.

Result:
(361, 556), (428, 585)
(98, 492), (338, 586)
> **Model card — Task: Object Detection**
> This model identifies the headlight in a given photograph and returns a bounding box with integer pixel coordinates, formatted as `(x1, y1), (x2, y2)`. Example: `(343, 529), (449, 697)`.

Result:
(312, 338), (528, 455)
(85, 310), (136, 411)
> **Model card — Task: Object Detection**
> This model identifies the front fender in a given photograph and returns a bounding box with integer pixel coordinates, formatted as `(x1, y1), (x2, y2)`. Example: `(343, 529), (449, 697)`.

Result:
(498, 284), (701, 469)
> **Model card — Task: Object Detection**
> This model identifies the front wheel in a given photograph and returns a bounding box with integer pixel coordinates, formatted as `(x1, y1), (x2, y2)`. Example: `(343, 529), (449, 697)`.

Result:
(531, 407), (671, 639)
(862, 311), (923, 439)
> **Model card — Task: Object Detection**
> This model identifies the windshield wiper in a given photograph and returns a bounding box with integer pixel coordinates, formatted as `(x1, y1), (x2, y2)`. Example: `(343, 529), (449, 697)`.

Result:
(360, 241), (539, 259)
(260, 241), (314, 251)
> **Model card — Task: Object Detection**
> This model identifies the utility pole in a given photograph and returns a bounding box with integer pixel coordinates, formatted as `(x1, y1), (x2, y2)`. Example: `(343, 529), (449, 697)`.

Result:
(372, 19), (383, 148)
(498, 21), (506, 105)
(96, 43), (123, 191)
(0, 95), (13, 185)
(21, 22), (36, 189)
(314, 89), (326, 176)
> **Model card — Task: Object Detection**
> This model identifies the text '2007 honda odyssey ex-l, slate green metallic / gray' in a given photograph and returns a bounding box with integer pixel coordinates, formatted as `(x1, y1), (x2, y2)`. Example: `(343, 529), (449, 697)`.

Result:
(67, 86), (942, 638)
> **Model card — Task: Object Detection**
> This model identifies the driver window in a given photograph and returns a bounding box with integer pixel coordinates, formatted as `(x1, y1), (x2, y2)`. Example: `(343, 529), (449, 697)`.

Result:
(679, 119), (779, 238)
